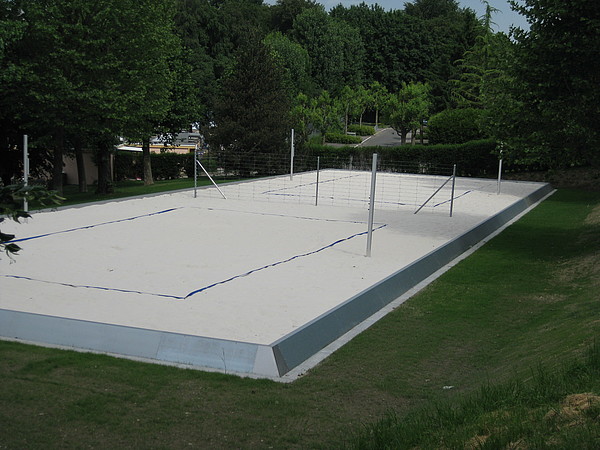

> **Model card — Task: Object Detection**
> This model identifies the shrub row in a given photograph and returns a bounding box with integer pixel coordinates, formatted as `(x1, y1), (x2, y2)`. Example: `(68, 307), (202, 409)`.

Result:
(307, 139), (500, 177)
(347, 124), (375, 136)
(324, 132), (362, 145)
(114, 151), (194, 181)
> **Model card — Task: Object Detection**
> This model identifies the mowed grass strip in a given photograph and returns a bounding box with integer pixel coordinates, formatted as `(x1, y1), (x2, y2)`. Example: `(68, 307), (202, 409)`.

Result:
(0, 189), (598, 448)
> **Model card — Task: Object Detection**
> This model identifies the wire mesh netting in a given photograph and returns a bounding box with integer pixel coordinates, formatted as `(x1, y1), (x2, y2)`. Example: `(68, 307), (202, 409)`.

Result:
(194, 152), (456, 213)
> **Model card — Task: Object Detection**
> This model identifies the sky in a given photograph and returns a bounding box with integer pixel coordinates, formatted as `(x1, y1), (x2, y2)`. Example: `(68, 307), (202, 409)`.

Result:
(264, 1), (529, 33)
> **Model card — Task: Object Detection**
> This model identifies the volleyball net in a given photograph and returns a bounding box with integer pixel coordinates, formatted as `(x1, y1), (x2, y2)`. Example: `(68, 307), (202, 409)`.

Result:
(193, 151), (458, 214)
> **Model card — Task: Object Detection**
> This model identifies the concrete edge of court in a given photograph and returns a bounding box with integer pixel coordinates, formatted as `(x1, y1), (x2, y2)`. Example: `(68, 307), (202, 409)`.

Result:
(0, 183), (554, 381)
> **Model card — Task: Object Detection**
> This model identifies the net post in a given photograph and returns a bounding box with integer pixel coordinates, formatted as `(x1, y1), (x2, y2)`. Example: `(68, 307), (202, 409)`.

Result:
(497, 149), (503, 195)
(450, 164), (456, 217)
(315, 156), (320, 206)
(193, 146), (198, 198)
(366, 153), (378, 257)
(290, 128), (295, 181)
(23, 134), (29, 212)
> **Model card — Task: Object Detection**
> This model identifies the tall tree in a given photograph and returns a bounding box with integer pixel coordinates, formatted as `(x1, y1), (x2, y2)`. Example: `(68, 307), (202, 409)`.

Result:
(503, 0), (600, 167)
(264, 31), (313, 96)
(209, 34), (292, 173)
(384, 82), (431, 145)
(270, 0), (319, 34)
(292, 7), (365, 94)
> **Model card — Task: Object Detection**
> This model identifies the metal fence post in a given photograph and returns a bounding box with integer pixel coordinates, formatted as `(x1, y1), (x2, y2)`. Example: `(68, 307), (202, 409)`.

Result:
(366, 153), (378, 257)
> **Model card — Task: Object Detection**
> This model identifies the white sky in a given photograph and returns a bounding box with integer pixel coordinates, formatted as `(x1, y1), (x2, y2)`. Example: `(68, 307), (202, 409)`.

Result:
(264, 1), (528, 33)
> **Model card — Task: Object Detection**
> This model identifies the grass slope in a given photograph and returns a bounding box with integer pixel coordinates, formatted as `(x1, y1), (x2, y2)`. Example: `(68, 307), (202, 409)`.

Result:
(1, 189), (598, 448)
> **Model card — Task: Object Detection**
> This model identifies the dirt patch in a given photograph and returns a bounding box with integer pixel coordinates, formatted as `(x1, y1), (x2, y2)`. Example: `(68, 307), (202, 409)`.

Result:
(545, 393), (600, 427)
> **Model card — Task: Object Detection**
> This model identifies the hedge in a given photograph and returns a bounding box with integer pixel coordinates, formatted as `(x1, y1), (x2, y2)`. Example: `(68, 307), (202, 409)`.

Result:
(427, 108), (486, 145)
(307, 139), (499, 177)
(114, 151), (194, 181)
(347, 124), (375, 136)
(325, 132), (362, 145)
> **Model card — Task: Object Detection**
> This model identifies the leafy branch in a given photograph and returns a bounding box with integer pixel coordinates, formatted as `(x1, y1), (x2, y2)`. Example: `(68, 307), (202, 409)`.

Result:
(0, 184), (64, 258)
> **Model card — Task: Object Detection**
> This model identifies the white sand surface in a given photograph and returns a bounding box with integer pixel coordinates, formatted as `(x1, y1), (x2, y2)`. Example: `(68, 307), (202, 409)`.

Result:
(1, 173), (545, 345)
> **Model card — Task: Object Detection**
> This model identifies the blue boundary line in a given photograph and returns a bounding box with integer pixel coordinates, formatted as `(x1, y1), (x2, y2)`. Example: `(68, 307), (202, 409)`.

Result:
(4, 219), (388, 301)
(1, 274), (185, 300)
(8, 208), (182, 244)
(183, 224), (387, 299)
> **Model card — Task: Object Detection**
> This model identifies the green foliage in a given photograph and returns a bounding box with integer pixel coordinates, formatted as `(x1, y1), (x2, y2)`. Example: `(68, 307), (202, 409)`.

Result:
(292, 7), (365, 94)
(309, 138), (498, 177)
(347, 124), (375, 136)
(264, 31), (312, 96)
(0, 184), (63, 258)
(427, 108), (486, 144)
(496, 0), (600, 168)
(383, 82), (431, 145)
(114, 152), (194, 181)
(324, 133), (362, 145)
(209, 33), (292, 174)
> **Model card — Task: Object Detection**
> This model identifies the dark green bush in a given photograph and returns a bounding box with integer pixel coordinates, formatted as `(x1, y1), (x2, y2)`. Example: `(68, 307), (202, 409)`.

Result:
(325, 133), (362, 144)
(114, 151), (142, 181)
(114, 151), (192, 181)
(347, 124), (375, 136)
(307, 138), (499, 177)
(427, 108), (487, 145)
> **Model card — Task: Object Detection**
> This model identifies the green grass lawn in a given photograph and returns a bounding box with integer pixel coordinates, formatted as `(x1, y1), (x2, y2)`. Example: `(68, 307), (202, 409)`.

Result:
(1, 188), (598, 448)
(41, 177), (232, 208)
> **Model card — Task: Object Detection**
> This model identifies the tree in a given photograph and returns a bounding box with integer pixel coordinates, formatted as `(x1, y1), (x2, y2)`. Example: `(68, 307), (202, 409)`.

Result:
(503, 0), (600, 168)
(331, 4), (434, 93)
(310, 91), (342, 144)
(0, 184), (62, 259)
(209, 34), (292, 174)
(292, 7), (365, 94)
(270, 0), (319, 34)
(264, 31), (312, 96)
(384, 82), (431, 145)
(369, 81), (389, 129)
(338, 86), (363, 134)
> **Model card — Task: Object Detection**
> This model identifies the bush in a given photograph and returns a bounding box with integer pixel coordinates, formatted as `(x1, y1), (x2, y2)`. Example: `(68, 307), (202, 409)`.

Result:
(325, 133), (362, 145)
(114, 151), (142, 181)
(427, 108), (486, 145)
(307, 139), (499, 177)
(347, 124), (375, 136)
(114, 151), (192, 181)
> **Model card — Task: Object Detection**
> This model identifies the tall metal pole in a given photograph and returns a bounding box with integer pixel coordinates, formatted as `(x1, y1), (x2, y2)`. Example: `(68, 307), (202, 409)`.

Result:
(366, 153), (378, 257)
(497, 150), (503, 195)
(450, 164), (456, 217)
(290, 128), (295, 181)
(194, 146), (198, 198)
(314, 156), (320, 206)
(23, 134), (29, 212)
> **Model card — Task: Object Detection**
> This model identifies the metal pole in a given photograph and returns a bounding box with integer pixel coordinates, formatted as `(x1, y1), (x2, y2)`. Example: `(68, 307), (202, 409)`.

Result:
(315, 156), (320, 206)
(450, 164), (456, 217)
(290, 128), (294, 181)
(23, 134), (29, 212)
(497, 151), (503, 195)
(194, 146), (198, 198)
(366, 153), (378, 257)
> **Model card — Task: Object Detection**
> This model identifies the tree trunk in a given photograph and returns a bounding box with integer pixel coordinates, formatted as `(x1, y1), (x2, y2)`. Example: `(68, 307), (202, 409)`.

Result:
(52, 130), (64, 194)
(142, 136), (153, 185)
(96, 142), (114, 194)
(400, 129), (408, 145)
(74, 140), (87, 193)
(375, 109), (379, 130)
